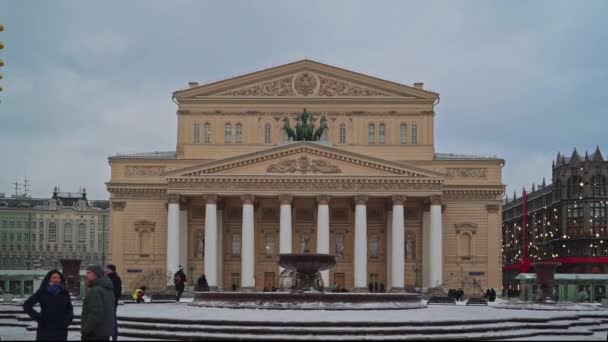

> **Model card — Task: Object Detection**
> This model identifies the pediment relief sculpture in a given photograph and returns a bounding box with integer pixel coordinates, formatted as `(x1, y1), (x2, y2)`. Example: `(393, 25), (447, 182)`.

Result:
(267, 156), (341, 174)
(218, 72), (393, 97)
(446, 168), (487, 178)
(126, 166), (165, 177)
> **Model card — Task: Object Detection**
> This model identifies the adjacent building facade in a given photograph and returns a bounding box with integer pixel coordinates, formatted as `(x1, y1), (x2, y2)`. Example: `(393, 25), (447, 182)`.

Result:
(0, 188), (109, 274)
(502, 147), (608, 294)
(107, 60), (505, 292)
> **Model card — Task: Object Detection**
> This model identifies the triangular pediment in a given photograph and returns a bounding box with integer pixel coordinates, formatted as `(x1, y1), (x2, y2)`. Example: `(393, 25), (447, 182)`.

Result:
(165, 142), (444, 178)
(174, 60), (438, 100)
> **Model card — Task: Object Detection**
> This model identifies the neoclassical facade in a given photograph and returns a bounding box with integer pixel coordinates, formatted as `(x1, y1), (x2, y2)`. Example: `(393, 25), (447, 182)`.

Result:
(107, 60), (504, 292)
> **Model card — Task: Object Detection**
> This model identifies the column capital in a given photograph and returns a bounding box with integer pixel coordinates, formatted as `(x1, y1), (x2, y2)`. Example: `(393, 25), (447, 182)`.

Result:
(316, 195), (331, 205)
(391, 195), (407, 206)
(241, 194), (255, 205)
(429, 195), (442, 206)
(168, 194), (180, 204)
(278, 194), (293, 205)
(204, 194), (218, 204)
(353, 195), (368, 205)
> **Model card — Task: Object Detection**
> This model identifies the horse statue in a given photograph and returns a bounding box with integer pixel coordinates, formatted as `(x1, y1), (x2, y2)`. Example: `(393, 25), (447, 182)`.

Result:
(283, 108), (328, 142)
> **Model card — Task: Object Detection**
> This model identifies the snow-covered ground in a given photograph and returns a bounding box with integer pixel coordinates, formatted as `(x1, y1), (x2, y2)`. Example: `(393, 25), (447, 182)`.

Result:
(109, 301), (607, 323)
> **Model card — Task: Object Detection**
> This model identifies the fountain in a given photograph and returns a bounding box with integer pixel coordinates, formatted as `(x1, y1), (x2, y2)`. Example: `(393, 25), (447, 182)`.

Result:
(278, 254), (336, 292)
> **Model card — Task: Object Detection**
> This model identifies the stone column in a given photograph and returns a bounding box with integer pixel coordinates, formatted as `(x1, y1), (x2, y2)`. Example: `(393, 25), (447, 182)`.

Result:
(422, 205), (431, 291)
(179, 204), (188, 275)
(353, 195), (368, 292)
(204, 195), (218, 290)
(217, 202), (224, 290)
(166, 195), (181, 285)
(386, 205), (393, 292)
(279, 195), (293, 257)
(316, 195), (330, 289)
(391, 195), (406, 292)
(486, 204), (501, 290)
(429, 196), (443, 289)
(241, 195), (256, 291)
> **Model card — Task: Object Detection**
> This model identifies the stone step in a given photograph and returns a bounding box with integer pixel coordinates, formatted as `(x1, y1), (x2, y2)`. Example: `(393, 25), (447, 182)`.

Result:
(114, 320), (590, 336)
(117, 327), (594, 341)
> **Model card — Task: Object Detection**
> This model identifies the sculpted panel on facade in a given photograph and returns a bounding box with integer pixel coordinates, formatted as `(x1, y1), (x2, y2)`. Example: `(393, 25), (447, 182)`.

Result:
(266, 156), (341, 174)
(446, 168), (487, 178)
(126, 166), (165, 177)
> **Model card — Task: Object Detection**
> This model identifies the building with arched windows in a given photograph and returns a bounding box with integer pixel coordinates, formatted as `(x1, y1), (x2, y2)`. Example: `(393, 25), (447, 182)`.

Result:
(502, 147), (608, 297)
(107, 60), (505, 293)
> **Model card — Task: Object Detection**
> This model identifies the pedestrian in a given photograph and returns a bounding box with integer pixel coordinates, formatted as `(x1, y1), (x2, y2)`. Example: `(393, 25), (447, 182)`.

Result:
(81, 265), (116, 341)
(23, 270), (74, 341)
(173, 265), (187, 302)
(132, 286), (146, 303)
(106, 264), (122, 341)
(380, 283), (385, 293)
(368, 282), (373, 293)
(197, 274), (209, 292)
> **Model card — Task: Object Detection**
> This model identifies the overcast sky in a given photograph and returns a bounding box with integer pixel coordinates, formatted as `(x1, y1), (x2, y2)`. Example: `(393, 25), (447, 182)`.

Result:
(0, 1), (606, 200)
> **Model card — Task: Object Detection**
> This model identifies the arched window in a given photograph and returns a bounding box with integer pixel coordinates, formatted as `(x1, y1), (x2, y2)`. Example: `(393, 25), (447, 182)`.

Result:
(48, 223), (56, 242)
(400, 123), (407, 144)
(224, 123), (232, 143)
(339, 123), (346, 144)
(235, 123), (243, 143)
(265, 234), (274, 257)
(411, 124), (418, 144)
(193, 122), (200, 144)
(378, 123), (386, 144)
(63, 223), (72, 243)
(405, 233), (416, 260)
(78, 223), (86, 242)
(368, 123), (375, 144)
(567, 176), (583, 199)
(203, 123), (211, 144)
(460, 233), (472, 258)
(591, 175), (607, 197)
(264, 123), (272, 143)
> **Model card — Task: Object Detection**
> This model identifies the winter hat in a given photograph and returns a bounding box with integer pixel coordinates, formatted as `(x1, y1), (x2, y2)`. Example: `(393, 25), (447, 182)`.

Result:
(86, 265), (105, 278)
(106, 264), (117, 273)
(178, 265), (183, 270)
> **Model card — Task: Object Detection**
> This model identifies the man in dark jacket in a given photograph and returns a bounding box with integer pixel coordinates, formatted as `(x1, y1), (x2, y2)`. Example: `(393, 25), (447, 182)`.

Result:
(106, 264), (122, 341)
(173, 265), (187, 302)
(82, 265), (115, 341)
(23, 270), (74, 341)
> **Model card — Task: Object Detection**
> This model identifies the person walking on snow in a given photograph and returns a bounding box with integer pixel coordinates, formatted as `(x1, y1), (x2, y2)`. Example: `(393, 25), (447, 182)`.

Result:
(81, 265), (116, 341)
(23, 270), (74, 341)
(106, 264), (122, 341)
(174, 265), (187, 302)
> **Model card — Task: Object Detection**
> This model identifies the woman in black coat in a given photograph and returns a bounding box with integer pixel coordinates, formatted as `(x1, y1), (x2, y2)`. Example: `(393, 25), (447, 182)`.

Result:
(23, 270), (74, 341)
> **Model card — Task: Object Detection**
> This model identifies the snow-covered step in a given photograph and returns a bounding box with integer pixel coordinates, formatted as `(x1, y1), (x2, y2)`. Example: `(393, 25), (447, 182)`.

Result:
(117, 327), (595, 341)
(114, 320), (586, 336)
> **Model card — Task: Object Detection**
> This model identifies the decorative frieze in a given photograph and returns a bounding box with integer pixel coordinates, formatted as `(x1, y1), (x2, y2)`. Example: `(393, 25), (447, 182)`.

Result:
(267, 156), (341, 174)
(446, 168), (487, 179)
(125, 166), (165, 177)
(454, 222), (478, 234)
(443, 190), (503, 201)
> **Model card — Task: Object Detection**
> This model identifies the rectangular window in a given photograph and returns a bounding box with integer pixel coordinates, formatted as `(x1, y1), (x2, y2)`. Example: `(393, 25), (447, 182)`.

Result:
(193, 123), (201, 144)
(204, 123), (211, 144)
(265, 234), (274, 257)
(232, 234), (241, 257)
(339, 124), (346, 144)
(370, 235), (379, 258)
(400, 124), (407, 144)
(264, 123), (272, 143)
(379, 124), (385, 144)
(368, 124), (375, 144)
(235, 124), (242, 143)
(335, 234), (344, 258)
(412, 124), (418, 144)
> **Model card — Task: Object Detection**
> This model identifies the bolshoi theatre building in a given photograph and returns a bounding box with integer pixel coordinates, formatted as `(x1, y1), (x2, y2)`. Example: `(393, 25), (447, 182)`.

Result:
(106, 60), (505, 292)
